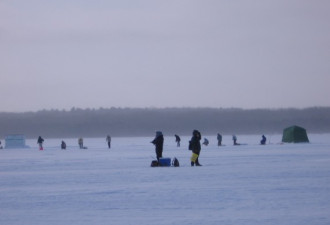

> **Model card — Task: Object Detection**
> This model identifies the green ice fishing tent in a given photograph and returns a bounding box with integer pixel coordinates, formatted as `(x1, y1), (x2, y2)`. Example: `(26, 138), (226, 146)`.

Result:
(282, 125), (309, 143)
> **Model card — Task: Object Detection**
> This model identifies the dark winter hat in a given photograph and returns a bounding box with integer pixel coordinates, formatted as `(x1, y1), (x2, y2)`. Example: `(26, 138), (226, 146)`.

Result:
(156, 131), (163, 137)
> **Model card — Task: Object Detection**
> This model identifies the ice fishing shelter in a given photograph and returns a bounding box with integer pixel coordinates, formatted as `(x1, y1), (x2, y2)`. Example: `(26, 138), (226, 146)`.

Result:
(5, 134), (29, 149)
(282, 126), (309, 143)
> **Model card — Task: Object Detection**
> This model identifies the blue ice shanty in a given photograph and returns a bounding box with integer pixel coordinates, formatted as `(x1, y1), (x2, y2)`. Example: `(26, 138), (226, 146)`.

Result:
(5, 134), (30, 149)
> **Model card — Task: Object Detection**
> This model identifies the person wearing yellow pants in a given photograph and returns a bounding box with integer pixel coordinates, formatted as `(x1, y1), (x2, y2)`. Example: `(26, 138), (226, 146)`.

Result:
(189, 130), (202, 166)
(190, 153), (200, 166)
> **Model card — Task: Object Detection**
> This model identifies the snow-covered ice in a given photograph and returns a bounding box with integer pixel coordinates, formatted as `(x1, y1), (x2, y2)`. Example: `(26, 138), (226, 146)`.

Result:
(1, 134), (330, 225)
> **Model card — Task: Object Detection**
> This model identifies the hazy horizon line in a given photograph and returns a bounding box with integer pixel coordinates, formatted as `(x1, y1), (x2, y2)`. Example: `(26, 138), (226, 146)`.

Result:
(1, 105), (329, 114)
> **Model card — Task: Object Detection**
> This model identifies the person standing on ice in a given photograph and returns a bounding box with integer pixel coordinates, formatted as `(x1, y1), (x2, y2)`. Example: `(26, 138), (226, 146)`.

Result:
(37, 136), (44, 150)
(260, 135), (266, 145)
(61, 141), (66, 150)
(175, 134), (181, 147)
(232, 135), (239, 145)
(78, 138), (84, 149)
(106, 135), (111, 149)
(189, 130), (202, 166)
(217, 133), (222, 146)
(151, 131), (164, 162)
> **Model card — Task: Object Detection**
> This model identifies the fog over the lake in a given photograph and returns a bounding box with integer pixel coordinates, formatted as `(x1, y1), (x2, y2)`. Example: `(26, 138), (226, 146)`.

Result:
(1, 107), (329, 138)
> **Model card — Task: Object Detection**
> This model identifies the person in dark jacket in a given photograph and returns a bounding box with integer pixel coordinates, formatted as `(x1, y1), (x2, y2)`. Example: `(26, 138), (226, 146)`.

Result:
(202, 138), (209, 146)
(260, 135), (266, 145)
(175, 134), (181, 147)
(217, 133), (222, 146)
(106, 135), (111, 149)
(61, 141), (66, 150)
(151, 131), (164, 162)
(189, 130), (202, 166)
(37, 136), (44, 150)
(232, 135), (238, 145)
(78, 138), (84, 149)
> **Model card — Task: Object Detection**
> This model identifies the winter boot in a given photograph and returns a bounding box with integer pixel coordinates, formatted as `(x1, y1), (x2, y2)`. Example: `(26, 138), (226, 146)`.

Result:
(191, 161), (195, 166)
(195, 158), (202, 166)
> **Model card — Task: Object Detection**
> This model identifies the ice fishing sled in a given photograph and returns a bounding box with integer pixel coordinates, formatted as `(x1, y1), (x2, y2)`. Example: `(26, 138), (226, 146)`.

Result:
(150, 157), (180, 167)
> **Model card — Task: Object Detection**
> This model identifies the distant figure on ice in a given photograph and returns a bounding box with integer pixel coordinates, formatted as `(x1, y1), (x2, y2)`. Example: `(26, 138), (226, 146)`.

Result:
(61, 141), (66, 150)
(260, 135), (267, 145)
(37, 136), (44, 150)
(189, 130), (202, 166)
(175, 134), (181, 147)
(151, 131), (164, 162)
(232, 135), (239, 145)
(217, 133), (222, 146)
(78, 138), (84, 149)
(106, 135), (111, 149)
(0, 140), (3, 149)
(202, 138), (209, 146)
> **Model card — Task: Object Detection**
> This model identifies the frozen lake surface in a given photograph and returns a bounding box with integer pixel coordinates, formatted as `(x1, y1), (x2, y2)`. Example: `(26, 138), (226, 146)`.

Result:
(1, 134), (330, 225)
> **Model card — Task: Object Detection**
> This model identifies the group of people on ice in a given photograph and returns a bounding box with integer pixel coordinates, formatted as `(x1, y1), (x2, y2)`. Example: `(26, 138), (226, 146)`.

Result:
(36, 135), (112, 150)
(151, 130), (203, 166)
(173, 133), (266, 147)
(151, 131), (267, 166)
(36, 131), (266, 168)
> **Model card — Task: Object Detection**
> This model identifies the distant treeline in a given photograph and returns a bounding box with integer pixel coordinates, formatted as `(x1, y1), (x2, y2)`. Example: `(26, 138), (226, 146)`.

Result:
(0, 107), (329, 138)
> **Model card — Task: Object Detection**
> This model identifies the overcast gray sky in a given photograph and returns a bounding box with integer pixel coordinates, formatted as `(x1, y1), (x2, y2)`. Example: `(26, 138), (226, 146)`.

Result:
(1, 0), (329, 112)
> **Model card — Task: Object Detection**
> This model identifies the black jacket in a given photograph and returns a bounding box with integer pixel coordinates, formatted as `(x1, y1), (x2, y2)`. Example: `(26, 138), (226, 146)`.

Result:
(189, 130), (201, 154)
(152, 135), (164, 152)
(175, 135), (181, 142)
(37, 136), (44, 144)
